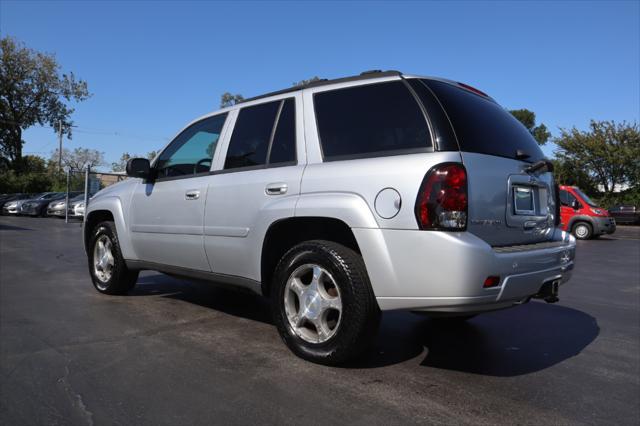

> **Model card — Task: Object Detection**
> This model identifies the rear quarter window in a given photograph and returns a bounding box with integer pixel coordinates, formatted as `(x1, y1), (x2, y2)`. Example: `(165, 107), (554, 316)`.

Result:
(422, 79), (544, 162)
(314, 81), (431, 160)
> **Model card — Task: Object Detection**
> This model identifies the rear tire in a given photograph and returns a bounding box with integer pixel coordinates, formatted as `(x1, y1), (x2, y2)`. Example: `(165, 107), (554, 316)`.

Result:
(271, 240), (380, 365)
(572, 222), (593, 240)
(88, 221), (138, 295)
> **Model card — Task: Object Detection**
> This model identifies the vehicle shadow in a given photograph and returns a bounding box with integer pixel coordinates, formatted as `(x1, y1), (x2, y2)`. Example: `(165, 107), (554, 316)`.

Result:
(131, 272), (272, 324)
(129, 273), (599, 376)
(415, 301), (599, 376)
(0, 223), (33, 231)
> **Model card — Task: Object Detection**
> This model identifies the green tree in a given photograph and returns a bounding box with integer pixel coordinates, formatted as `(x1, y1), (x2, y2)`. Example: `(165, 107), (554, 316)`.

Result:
(554, 120), (639, 195)
(0, 36), (90, 169)
(111, 150), (158, 172)
(50, 147), (104, 172)
(111, 152), (132, 172)
(509, 109), (551, 145)
(220, 92), (244, 108)
(551, 158), (598, 194)
(292, 76), (323, 87)
(0, 154), (53, 193)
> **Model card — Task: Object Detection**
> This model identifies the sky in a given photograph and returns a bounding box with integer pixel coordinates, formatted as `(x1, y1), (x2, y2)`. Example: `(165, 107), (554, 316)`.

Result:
(1, 0), (639, 169)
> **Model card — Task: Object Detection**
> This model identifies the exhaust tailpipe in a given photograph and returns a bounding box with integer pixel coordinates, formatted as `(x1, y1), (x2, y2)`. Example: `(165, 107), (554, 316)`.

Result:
(534, 279), (561, 303)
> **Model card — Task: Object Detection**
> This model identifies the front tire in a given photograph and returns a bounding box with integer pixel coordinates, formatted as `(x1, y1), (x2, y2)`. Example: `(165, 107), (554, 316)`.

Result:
(88, 221), (138, 294)
(572, 221), (593, 240)
(271, 240), (380, 365)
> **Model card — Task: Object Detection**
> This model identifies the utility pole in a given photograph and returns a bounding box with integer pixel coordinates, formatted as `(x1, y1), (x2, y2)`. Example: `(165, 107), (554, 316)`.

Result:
(58, 120), (63, 173)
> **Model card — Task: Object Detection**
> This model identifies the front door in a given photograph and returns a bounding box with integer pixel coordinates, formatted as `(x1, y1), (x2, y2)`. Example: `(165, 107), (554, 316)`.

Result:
(129, 113), (228, 271)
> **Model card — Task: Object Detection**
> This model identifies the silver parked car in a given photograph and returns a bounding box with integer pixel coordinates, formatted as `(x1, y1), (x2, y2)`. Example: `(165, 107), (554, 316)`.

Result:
(69, 197), (88, 217)
(84, 71), (576, 364)
(3, 192), (60, 215)
(47, 194), (85, 217)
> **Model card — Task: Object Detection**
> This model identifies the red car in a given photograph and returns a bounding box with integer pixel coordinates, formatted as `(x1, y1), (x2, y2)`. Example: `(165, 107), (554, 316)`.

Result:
(559, 185), (616, 239)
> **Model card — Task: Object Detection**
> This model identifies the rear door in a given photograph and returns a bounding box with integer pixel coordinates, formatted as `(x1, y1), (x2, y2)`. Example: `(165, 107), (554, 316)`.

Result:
(417, 79), (556, 246)
(204, 96), (304, 281)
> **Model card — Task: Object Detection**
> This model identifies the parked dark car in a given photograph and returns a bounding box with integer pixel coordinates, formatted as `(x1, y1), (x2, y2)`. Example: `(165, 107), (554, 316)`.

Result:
(20, 192), (81, 217)
(608, 205), (640, 225)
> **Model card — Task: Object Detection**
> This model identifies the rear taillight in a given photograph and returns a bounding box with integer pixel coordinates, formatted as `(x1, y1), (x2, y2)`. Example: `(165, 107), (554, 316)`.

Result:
(415, 163), (468, 230)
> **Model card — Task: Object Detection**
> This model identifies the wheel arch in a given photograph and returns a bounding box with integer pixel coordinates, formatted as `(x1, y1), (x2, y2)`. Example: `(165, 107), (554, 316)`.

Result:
(260, 216), (362, 297)
(567, 215), (595, 234)
(84, 196), (135, 259)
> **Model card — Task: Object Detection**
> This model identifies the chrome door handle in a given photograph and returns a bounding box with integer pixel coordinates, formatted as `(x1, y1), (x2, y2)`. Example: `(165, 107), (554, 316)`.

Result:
(185, 190), (200, 200)
(265, 183), (288, 195)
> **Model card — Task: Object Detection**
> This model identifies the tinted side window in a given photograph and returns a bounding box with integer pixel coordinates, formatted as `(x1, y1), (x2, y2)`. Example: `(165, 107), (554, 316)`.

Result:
(559, 190), (576, 206)
(423, 79), (544, 162)
(225, 101), (280, 169)
(156, 114), (227, 178)
(269, 98), (296, 164)
(314, 81), (431, 160)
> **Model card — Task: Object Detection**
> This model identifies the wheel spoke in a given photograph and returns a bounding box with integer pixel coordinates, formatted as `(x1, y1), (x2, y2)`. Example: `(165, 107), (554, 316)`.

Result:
(289, 277), (305, 298)
(96, 241), (104, 258)
(321, 296), (342, 313)
(311, 266), (323, 288)
(292, 314), (305, 327)
(311, 317), (329, 342)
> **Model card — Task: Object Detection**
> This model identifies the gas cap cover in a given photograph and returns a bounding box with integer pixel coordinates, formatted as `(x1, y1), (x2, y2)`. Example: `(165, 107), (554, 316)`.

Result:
(374, 188), (401, 219)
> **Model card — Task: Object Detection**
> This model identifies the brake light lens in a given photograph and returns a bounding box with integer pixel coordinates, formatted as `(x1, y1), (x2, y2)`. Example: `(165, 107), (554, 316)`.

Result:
(483, 276), (500, 288)
(415, 163), (468, 230)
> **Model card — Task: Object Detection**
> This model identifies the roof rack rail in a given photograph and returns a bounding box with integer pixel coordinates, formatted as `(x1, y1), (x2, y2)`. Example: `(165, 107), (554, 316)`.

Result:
(238, 70), (403, 104)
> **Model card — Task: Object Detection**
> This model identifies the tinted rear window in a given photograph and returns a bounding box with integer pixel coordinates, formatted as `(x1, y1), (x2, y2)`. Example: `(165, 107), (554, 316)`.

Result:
(224, 101), (280, 169)
(422, 79), (544, 162)
(314, 81), (431, 160)
(269, 98), (296, 164)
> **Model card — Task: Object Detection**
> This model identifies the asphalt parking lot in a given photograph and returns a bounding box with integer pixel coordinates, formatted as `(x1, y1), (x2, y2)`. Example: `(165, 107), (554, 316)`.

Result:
(1, 216), (638, 425)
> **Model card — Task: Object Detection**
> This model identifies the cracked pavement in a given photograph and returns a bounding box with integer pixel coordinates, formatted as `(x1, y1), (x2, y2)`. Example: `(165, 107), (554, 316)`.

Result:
(1, 216), (639, 425)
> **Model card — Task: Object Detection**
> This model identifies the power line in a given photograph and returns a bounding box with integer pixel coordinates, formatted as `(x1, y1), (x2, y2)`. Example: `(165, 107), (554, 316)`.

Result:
(0, 118), (170, 141)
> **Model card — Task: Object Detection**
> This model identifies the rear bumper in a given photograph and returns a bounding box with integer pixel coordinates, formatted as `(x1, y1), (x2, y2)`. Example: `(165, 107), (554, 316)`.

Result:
(353, 227), (576, 312)
(593, 216), (616, 235)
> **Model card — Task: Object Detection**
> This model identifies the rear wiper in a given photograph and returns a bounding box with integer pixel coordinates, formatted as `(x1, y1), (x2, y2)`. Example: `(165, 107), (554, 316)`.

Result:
(525, 159), (554, 174)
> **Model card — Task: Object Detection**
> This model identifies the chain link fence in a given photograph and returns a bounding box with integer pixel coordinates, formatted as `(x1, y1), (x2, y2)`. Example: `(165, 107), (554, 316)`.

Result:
(63, 168), (127, 223)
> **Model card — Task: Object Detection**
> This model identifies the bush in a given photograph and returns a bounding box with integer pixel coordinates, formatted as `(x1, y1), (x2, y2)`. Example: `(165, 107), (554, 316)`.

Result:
(595, 187), (640, 210)
(0, 170), (55, 193)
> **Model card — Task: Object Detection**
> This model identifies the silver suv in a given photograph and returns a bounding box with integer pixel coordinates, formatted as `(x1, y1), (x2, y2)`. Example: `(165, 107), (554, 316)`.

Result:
(84, 71), (576, 364)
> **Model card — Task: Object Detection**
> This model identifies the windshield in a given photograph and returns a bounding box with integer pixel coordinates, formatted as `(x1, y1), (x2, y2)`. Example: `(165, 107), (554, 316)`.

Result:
(39, 193), (60, 200)
(573, 187), (598, 207)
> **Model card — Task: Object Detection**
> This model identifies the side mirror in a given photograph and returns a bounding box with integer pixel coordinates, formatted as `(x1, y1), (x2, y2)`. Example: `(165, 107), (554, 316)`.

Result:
(126, 158), (151, 179)
(571, 199), (581, 210)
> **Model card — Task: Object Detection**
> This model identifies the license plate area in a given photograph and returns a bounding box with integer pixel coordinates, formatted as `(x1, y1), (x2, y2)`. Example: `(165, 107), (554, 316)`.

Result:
(505, 174), (551, 229)
(513, 185), (536, 215)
